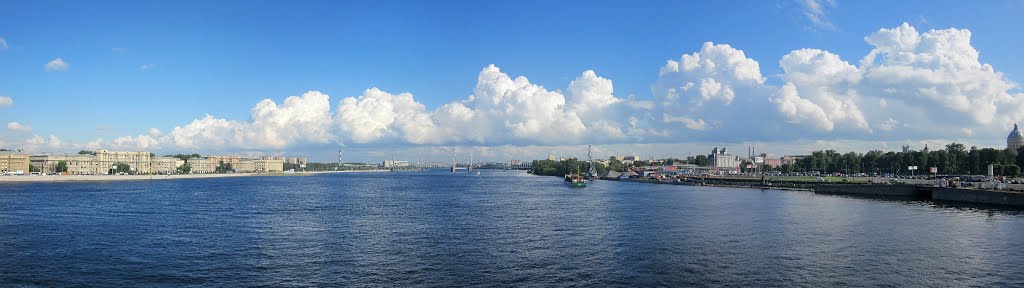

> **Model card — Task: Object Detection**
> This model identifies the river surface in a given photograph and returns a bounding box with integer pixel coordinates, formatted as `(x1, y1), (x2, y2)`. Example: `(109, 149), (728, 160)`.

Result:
(2, 170), (1024, 287)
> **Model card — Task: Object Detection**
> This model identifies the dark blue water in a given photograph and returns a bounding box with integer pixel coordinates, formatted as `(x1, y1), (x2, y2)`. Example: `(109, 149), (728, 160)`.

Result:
(2, 170), (1024, 287)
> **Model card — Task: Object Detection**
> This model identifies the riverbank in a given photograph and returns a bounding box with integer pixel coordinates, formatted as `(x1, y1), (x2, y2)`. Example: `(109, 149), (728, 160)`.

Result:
(0, 169), (392, 182)
(598, 175), (1024, 208)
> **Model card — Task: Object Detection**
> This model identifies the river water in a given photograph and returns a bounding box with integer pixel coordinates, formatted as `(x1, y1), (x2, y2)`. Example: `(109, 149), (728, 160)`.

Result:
(2, 170), (1024, 286)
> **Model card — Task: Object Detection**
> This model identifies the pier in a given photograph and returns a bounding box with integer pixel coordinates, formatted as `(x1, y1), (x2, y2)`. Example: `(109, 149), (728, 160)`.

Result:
(815, 183), (1024, 207)
(596, 176), (1024, 208)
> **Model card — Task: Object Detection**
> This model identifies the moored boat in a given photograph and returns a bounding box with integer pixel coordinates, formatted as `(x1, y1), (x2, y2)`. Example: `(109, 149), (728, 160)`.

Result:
(564, 174), (587, 187)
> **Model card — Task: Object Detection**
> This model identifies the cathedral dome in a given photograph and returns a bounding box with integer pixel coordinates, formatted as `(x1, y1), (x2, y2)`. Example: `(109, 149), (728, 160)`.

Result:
(1009, 124), (1024, 142)
(1008, 124), (1024, 150)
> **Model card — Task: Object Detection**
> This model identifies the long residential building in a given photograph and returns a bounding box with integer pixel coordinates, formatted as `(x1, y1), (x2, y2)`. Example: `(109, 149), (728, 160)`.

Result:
(187, 156), (285, 174)
(96, 150), (153, 174)
(0, 152), (30, 175)
(253, 159), (284, 173)
(152, 157), (185, 175)
(186, 157), (219, 174)
(30, 154), (101, 175)
(26, 150), (291, 175)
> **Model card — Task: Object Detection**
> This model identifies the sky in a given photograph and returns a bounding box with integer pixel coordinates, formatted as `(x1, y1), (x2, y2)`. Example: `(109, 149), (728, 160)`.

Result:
(2, 0), (1024, 162)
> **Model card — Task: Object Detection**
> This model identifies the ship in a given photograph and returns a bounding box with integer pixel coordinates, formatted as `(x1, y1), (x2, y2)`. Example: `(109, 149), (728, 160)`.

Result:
(564, 173), (587, 187)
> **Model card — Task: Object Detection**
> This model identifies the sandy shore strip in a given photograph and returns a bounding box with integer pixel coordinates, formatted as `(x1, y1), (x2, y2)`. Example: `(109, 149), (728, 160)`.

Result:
(0, 170), (392, 182)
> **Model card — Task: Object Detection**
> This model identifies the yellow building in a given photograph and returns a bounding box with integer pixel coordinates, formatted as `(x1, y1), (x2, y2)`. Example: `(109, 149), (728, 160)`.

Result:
(95, 150), (153, 174)
(152, 157), (185, 175)
(206, 155), (243, 167)
(0, 152), (30, 175)
(186, 158), (218, 174)
(254, 159), (284, 172)
(235, 159), (256, 173)
(30, 154), (100, 175)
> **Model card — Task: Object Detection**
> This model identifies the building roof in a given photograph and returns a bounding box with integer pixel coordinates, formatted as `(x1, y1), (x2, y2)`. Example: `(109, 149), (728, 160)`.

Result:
(1009, 124), (1024, 142)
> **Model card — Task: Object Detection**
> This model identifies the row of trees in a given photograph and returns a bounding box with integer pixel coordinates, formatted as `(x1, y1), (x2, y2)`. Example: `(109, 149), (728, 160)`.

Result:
(677, 143), (1021, 177)
(531, 158), (608, 177)
(777, 143), (1024, 176)
(537, 142), (1024, 177)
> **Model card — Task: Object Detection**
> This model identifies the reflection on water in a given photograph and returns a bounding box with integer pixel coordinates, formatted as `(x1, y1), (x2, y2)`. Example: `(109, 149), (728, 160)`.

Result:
(2, 171), (1024, 286)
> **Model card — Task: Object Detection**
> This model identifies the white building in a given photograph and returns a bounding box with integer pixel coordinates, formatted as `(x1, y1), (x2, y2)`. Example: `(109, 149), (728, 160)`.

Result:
(382, 160), (411, 168)
(709, 147), (739, 168)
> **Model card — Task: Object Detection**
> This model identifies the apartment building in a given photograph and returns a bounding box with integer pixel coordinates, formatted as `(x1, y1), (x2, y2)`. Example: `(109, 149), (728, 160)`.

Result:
(0, 152), (30, 175)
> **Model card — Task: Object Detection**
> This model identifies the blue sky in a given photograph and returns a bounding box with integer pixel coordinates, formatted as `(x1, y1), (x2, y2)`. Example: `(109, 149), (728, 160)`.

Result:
(2, 0), (1024, 162)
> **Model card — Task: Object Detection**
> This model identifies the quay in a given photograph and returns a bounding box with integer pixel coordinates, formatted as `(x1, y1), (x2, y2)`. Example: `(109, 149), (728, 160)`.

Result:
(600, 176), (1024, 208)
(815, 183), (1024, 207)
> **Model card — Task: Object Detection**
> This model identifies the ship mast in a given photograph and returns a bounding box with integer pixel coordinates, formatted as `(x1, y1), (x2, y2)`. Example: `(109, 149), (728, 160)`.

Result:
(587, 145), (596, 177)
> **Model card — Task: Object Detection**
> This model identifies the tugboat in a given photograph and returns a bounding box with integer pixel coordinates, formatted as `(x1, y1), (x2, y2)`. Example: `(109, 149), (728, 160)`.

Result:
(564, 173), (587, 188)
(564, 163), (587, 188)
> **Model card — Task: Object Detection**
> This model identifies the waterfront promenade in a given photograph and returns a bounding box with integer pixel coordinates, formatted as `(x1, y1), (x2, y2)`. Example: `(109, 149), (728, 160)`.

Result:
(0, 170), (390, 182)
(607, 175), (1024, 208)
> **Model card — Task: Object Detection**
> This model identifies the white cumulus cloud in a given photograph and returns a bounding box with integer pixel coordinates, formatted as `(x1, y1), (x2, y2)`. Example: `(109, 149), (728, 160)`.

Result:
(7, 122), (31, 132)
(774, 48), (869, 132)
(45, 58), (69, 72)
(165, 91), (334, 150)
(0, 96), (11, 107)
(335, 65), (636, 146)
(652, 42), (780, 142)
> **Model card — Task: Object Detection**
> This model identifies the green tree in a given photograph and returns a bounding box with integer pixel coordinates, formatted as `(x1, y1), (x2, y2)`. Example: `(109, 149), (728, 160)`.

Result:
(531, 158), (597, 176)
(993, 164), (1004, 177)
(114, 162), (131, 174)
(167, 153), (203, 161)
(1014, 146), (1024, 171)
(607, 157), (624, 172)
(631, 160), (651, 167)
(215, 161), (233, 173)
(694, 155), (709, 166)
(1001, 148), (1016, 165)
(942, 143), (965, 174)
(55, 161), (68, 173)
(1005, 164), (1021, 177)
(29, 164), (40, 173)
(176, 163), (192, 174)
(77, 150), (96, 155)
(968, 146), (981, 175)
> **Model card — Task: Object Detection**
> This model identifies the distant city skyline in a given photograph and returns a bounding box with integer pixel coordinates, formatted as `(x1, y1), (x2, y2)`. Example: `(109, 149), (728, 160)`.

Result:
(2, 1), (1024, 162)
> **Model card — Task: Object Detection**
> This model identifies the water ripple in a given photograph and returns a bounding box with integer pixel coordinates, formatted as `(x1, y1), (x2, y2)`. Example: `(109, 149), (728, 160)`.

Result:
(2, 171), (1024, 286)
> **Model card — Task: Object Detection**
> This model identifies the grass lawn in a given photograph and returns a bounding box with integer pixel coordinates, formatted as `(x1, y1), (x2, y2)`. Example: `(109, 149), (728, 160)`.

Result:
(774, 176), (868, 183)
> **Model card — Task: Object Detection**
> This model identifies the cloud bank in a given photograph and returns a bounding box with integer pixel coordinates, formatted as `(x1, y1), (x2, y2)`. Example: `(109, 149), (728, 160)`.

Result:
(9, 23), (1024, 156)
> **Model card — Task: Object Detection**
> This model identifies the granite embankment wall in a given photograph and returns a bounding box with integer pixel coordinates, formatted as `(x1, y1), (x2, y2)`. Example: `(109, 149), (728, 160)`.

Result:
(931, 187), (1024, 206)
(814, 183), (930, 199)
(602, 177), (1024, 208)
(614, 177), (817, 190)
(816, 183), (1024, 208)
